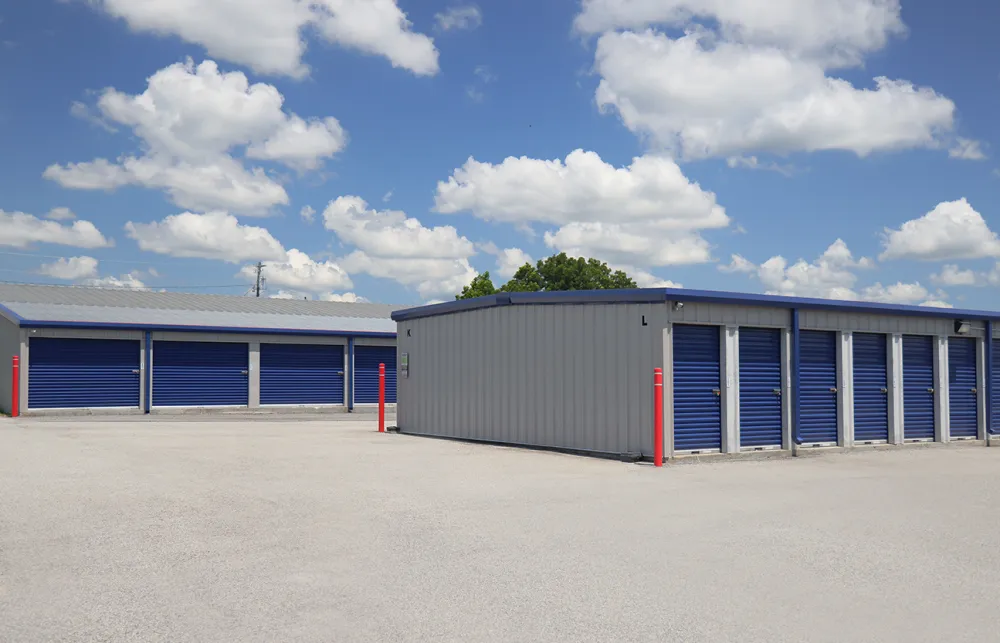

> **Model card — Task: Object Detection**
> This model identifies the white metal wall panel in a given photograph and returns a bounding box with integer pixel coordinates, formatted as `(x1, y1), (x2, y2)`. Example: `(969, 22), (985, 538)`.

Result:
(396, 303), (666, 456)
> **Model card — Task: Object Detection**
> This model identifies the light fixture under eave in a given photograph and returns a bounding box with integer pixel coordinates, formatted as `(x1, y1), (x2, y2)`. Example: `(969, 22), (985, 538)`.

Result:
(672, 301), (684, 311)
(955, 320), (971, 335)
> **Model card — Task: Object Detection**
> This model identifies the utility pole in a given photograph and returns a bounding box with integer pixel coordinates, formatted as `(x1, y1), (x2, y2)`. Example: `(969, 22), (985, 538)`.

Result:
(253, 262), (265, 297)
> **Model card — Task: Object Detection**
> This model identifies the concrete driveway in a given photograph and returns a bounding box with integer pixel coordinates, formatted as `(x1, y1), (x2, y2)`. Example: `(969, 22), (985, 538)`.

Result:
(1, 416), (998, 643)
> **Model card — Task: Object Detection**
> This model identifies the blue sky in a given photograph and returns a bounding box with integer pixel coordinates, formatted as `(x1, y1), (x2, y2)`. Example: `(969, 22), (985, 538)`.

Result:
(1, 0), (999, 307)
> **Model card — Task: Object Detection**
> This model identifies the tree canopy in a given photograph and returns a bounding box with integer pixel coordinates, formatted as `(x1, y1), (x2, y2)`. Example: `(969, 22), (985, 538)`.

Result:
(456, 253), (638, 300)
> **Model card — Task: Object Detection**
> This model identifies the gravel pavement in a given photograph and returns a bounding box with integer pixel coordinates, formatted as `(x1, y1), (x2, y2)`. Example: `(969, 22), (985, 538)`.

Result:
(1, 416), (998, 643)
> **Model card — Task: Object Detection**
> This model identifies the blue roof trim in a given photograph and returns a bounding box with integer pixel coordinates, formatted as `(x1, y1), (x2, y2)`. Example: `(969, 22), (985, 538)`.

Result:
(19, 320), (396, 338)
(391, 287), (1000, 322)
(0, 302), (23, 325)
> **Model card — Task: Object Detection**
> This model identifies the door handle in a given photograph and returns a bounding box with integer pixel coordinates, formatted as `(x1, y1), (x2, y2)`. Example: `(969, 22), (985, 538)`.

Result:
(337, 371), (345, 376)
(971, 388), (978, 393)
(772, 388), (782, 396)
(131, 369), (140, 375)
(711, 388), (721, 396)
(829, 387), (838, 393)
(927, 387), (935, 393)
(241, 370), (249, 375)
(880, 387), (888, 394)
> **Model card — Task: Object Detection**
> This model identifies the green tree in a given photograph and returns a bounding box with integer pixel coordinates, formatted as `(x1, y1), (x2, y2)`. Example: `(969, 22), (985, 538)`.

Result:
(455, 271), (497, 300)
(456, 253), (639, 299)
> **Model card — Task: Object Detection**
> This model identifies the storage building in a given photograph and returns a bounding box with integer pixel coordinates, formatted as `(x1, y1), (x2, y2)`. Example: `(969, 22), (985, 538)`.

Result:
(391, 289), (999, 458)
(0, 284), (398, 415)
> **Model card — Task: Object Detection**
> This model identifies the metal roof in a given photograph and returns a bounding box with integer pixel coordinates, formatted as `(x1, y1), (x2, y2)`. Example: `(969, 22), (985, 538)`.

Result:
(0, 283), (399, 336)
(391, 287), (1000, 322)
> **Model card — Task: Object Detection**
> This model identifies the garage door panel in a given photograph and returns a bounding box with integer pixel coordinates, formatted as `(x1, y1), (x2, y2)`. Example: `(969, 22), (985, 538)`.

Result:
(853, 333), (889, 443)
(260, 343), (344, 405)
(738, 328), (782, 448)
(355, 346), (396, 404)
(992, 339), (1000, 436)
(948, 337), (978, 438)
(902, 335), (935, 440)
(152, 341), (248, 407)
(673, 325), (722, 452)
(799, 330), (838, 445)
(28, 337), (141, 409)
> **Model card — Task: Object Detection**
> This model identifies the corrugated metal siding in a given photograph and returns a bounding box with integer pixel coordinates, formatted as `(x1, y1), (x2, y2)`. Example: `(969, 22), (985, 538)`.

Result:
(259, 343), (344, 405)
(801, 311), (975, 336)
(948, 337), (978, 437)
(902, 335), (936, 440)
(355, 346), (397, 403)
(737, 327), (782, 447)
(396, 303), (665, 456)
(152, 341), (249, 407)
(669, 303), (789, 328)
(27, 337), (140, 409)
(799, 330), (839, 444)
(672, 325), (722, 452)
(852, 333), (889, 442)
(0, 315), (18, 414)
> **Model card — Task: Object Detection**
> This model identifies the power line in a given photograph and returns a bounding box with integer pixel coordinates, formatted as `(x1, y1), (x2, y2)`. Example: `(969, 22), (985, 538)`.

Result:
(0, 250), (156, 265)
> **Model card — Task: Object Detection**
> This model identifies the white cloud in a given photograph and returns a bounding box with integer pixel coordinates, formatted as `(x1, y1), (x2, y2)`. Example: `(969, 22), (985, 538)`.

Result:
(38, 256), (100, 280)
(82, 272), (148, 290)
(754, 239), (872, 300)
(324, 196), (474, 259)
(86, 0), (438, 78)
(931, 264), (978, 287)
(718, 253), (756, 273)
(726, 155), (795, 176)
(594, 30), (955, 161)
(125, 211), (287, 263)
(300, 205), (316, 223)
(70, 100), (118, 132)
(321, 195), (476, 296)
(46, 59), (347, 215)
(859, 281), (929, 305)
(243, 248), (352, 293)
(382, 190), (393, 203)
(320, 292), (365, 303)
(574, 0), (905, 66)
(617, 266), (682, 288)
(45, 207), (76, 221)
(435, 149), (727, 268)
(341, 251), (477, 298)
(435, 5), (482, 31)
(879, 198), (1000, 261)
(949, 137), (986, 160)
(0, 210), (113, 249)
(479, 242), (532, 279)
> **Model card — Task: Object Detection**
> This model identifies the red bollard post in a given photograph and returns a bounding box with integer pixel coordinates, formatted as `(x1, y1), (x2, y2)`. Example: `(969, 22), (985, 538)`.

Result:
(11, 355), (19, 418)
(653, 367), (663, 467)
(378, 362), (385, 433)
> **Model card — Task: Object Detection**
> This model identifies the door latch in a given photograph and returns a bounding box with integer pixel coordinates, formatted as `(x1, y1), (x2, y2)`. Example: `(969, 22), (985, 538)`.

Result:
(829, 387), (839, 393)
(927, 387), (935, 393)
(131, 369), (140, 375)
(772, 388), (782, 396)
(241, 370), (249, 375)
(337, 371), (345, 376)
(880, 387), (888, 394)
(711, 388), (721, 396)
(971, 388), (978, 393)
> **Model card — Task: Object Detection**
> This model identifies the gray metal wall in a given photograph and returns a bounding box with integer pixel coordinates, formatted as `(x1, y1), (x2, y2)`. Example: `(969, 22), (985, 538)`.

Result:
(0, 316), (18, 414)
(801, 310), (984, 337)
(396, 303), (667, 456)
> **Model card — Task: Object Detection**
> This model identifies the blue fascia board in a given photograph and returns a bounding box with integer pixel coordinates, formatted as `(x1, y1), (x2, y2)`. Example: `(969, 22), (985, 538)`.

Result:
(19, 320), (396, 339)
(391, 286), (1000, 322)
(0, 302), (24, 325)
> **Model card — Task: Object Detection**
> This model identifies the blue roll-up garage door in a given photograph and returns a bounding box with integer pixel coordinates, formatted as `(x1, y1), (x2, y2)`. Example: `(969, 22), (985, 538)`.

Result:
(260, 343), (344, 405)
(28, 337), (140, 409)
(354, 346), (397, 403)
(902, 335), (935, 441)
(152, 341), (248, 407)
(948, 337), (978, 438)
(992, 339), (1000, 436)
(799, 330), (839, 445)
(853, 333), (889, 443)
(738, 328), (782, 448)
(673, 325), (722, 452)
